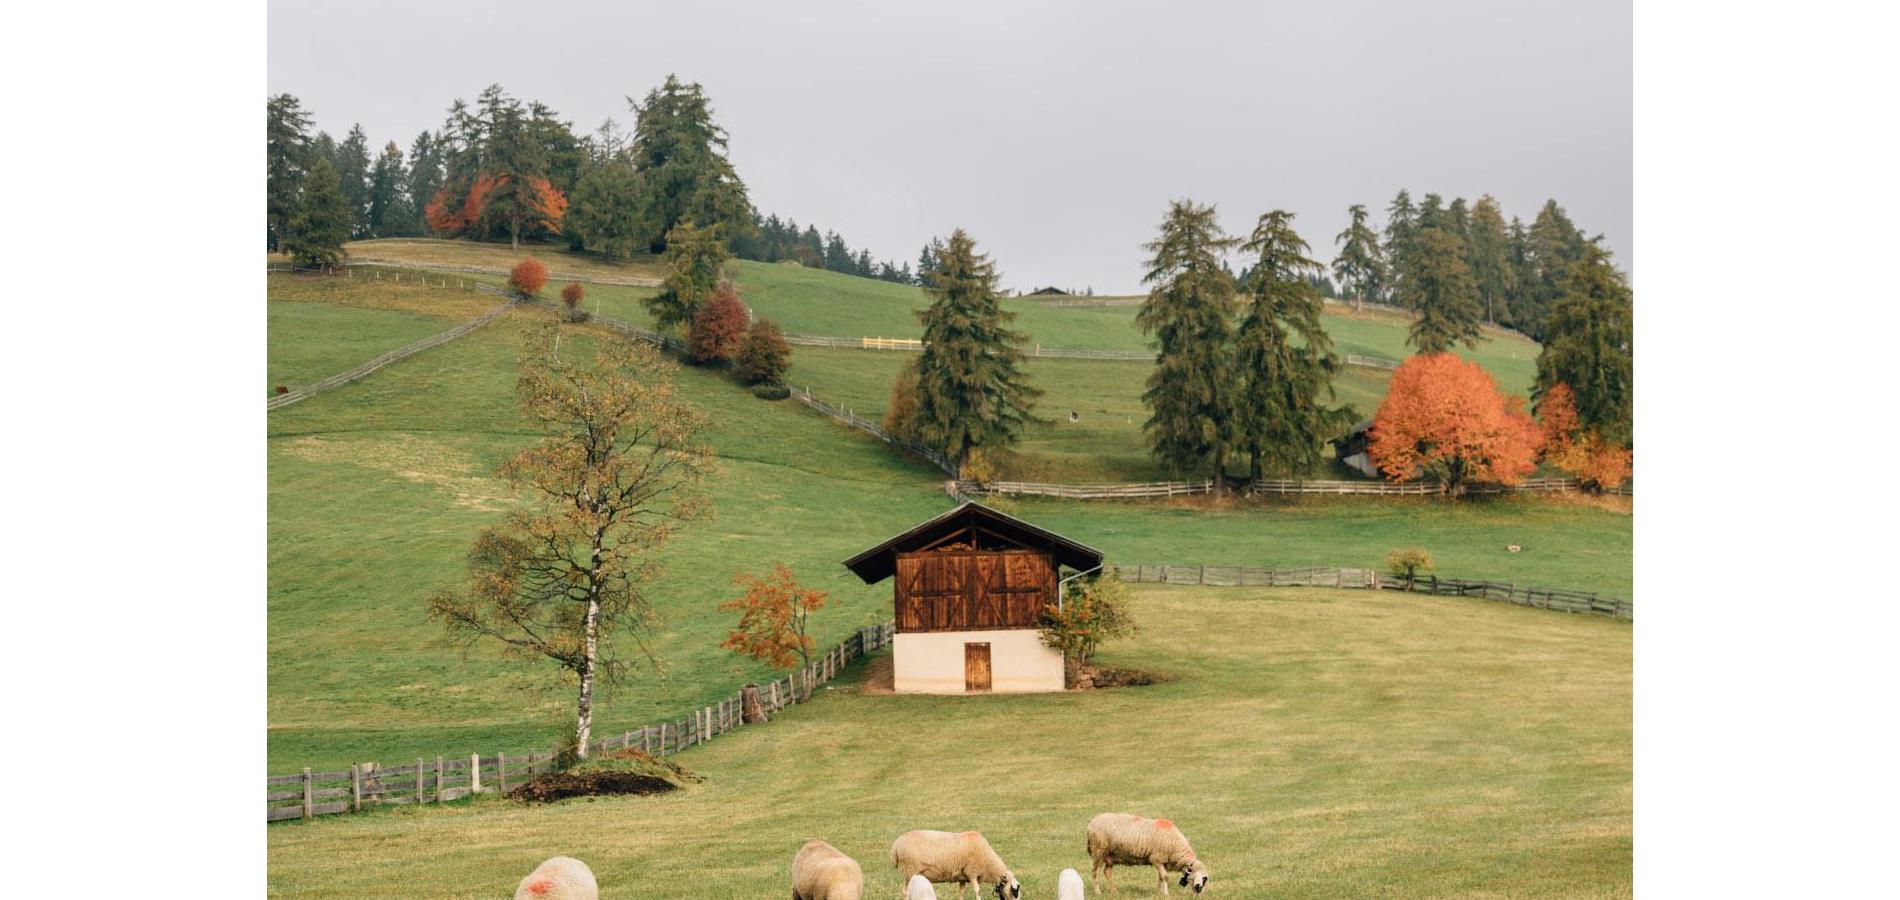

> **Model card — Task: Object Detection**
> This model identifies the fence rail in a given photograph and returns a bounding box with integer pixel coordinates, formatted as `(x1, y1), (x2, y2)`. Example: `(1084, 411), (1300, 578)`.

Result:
(954, 475), (1629, 499)
(269, 622), (896, 822)
(1108, 564), (1631, 620)
(266, 293), (520, 410)
(790, 387), (957, 476)
(344, 257), (663, 288)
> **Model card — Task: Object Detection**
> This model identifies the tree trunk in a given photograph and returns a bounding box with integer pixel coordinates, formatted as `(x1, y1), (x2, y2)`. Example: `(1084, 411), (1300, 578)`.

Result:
(575, 593), (601, 759)
(741, 684), (768, 724)
(1213, 440), (1228, 498)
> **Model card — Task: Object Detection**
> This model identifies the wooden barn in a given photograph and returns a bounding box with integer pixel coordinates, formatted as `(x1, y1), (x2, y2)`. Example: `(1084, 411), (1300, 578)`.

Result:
(843, 502), (1105, 694)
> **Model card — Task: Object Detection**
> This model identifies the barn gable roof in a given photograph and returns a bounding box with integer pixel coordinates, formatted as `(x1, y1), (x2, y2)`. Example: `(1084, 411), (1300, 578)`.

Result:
(841, 501), (1105, 584)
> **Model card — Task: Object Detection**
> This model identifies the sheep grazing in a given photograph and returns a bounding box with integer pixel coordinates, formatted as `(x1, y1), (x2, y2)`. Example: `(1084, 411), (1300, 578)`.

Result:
(513, 856), (598, 900)
(1056, 868), (1086, 900)
(793, 840), (866, 900)
(905, 873), (939, 900)
(1085, 813), (1210, 896)
(890, 830), (1022, 900)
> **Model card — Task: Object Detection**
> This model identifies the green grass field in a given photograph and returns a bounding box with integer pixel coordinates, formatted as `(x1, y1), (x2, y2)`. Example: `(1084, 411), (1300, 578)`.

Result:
(267, 585), (1632, 898)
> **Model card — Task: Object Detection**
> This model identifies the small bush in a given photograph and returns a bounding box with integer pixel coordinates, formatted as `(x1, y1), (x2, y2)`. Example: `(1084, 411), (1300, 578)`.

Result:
(1386, 547), (1435, 587)
(687, 283), (750, 364)
(560, 282), (585, 320)
(735, 318), (793, 385)
(1040, 571), (1136, 682)
(751, 382), (791, 401)
(274, 385), (288, 395)
(510, 256), (549, 296)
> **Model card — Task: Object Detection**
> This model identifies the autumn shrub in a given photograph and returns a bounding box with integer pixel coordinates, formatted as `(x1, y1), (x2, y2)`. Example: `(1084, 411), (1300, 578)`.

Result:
(1368, 353), (1541, 496)
(1386, 548), (1435, 587)
(687, 284), (750, 364)
(882, 367), (922, 444)
(735, 318), (792, 385)
(721, 564), (827, 699)
(1537, 382), (1631, 492)
(751, 383), (791, 401)
(1039, 572), (1136, 681)
(510, 256), (549, 296)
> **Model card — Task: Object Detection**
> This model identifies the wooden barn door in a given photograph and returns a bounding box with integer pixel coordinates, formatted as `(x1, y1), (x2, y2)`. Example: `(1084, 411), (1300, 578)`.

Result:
(964, 642), (992, 692)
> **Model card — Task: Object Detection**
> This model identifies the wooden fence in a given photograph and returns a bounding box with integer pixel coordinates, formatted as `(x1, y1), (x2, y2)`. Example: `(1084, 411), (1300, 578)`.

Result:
(343, 257), (663, 288)
(266, 293), (520, 410)
(269, 622), (896, 822)
(1108, 564), (1632, 620)
(955, 476), (1630, 500)
(781, 332), (1401, 369)
(790, 387), (958, 476)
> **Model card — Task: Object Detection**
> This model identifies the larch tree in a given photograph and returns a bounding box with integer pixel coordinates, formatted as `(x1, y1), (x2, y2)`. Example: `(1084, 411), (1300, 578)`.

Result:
(428, 323), (713, 759)
(285, 156), (351, 270)
(1467, 195), (1515, 324)
(1137, 199), (1239, 492)
(1368, 353), (1541, 497)
(1535, 241), (1633, 445)
(646, 221), (730, 330)
(1402, 227), (1485, 354)
(1331, 203), (1384, 311)
(720, 564), (827, 693)
(909, 229), (1041, 476)
(1235, 210), (1348, 480)
(266, 93), (312, 253)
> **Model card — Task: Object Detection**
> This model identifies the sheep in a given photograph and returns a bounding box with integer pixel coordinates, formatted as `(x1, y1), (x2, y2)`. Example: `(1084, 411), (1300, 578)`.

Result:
(513, 856), (598, 900)
(890, 830), (1023, 900)
(1085, 813), (1210, 896)
(905, 874), (939, 900)
(1057, 868), (1087, 900)
(793, 840), (866, 900)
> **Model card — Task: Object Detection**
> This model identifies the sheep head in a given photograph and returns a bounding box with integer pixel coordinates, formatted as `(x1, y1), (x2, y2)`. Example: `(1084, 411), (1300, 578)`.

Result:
(992, 875), (1021, 899)
(1178, 860), (1210, 894)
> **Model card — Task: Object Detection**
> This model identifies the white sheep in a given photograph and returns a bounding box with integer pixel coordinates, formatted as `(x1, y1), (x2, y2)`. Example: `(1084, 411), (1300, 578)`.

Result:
(890, 829), (1022, 900)
(1057, 868), (1086, 900)
(513, 856), (598, 900)
(905, 873), (939, 900)
(1085, 813), (1210, 896)
(793, 839), (865, 900)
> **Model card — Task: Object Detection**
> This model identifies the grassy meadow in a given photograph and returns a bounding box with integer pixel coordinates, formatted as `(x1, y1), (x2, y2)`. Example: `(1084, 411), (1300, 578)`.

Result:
(267, 585), (1632, 898)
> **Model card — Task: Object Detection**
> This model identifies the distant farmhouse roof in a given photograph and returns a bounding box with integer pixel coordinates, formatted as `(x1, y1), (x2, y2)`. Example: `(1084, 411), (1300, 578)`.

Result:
(842, 501), (1105, 584)
(1028, 286), (1070, 296)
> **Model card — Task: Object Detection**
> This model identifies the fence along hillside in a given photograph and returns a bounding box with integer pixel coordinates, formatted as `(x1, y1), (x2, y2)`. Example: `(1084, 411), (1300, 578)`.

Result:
(269, 623), (896, 822)
(1108, 563), (1632, 620)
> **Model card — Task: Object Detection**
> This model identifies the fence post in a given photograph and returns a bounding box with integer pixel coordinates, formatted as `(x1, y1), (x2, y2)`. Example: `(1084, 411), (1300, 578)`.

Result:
(497, 752), (507, 794)
(301, 767), (313, 820)
(415, 758), (424, 804)
(350, 764), (362, 812)
(469, 754), (482, 793)
(435, 756), (445, 804)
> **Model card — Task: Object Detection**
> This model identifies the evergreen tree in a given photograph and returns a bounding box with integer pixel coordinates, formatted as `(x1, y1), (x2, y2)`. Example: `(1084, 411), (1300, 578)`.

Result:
(365, 141), (408, 237)
(909, 229), (1040, 475)
(266, 94), (312, 253)
(336, 124), (372, 238)
(823, 231), (852, 273)
(1467, 195), (1514, 324)
(646, 221), (730, 329)
(628, 75), (753, 252)
(568, 157), (645, 261)
(480, 88), (550, 250)
(1136, 200), (1240, 492)
(1401, 227), (1485, 354)
(1504, 216), (1532, 329)
(1331, 203), (1384, 310)
(1535, 242), (1632, 445)
(286, 157), (351, 269)
(1235, 211), (1347, 480)
(915, 238), (943, 285)
(404, 132), (444, 237)
(1519, 199), (1588, 339)
(1382, 190), (1417, 305)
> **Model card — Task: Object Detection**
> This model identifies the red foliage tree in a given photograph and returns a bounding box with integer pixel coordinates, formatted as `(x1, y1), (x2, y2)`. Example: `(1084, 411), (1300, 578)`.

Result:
(1368, 353), (1541, 496)
(561, 282), (584, 306)
(424, 174), (567, 241)
(1537, 382), (1631, 492)
(720, 564), (827, 675)
(510, 256), (549, 296)
(687, 284), (750, 364)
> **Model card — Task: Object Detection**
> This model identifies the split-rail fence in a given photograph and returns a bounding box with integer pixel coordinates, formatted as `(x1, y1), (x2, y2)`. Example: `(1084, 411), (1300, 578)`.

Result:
(1107, 563), (1632, 620)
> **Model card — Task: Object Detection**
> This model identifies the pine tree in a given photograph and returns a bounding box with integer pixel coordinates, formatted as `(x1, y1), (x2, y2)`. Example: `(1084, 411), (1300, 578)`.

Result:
(1520, 200), (1588, 339)
(1504, 216), (1532, 329)
(1331, 203), (1384, 310)
(1401, 227), (1484, 354)
(286, 157), (351, 269)
(1235, 211), (1347, 480)
(909, 229), (1041, 475)
(266, 94), (312, 253)
(628, 75), (753, 252)
(915, 239), (943, 285)
(823, 231), (851, 273)
(1137, 200), (1239, 492)
(480, 89), (550, 250)
(365, 141), (408, 237)
(1535, 241), (1632, 445)
(336, 124), (372, 238)
(404, 131), (443, 237)
(1382, 190), (1417, 305)
(1467, 195), (1514, 324)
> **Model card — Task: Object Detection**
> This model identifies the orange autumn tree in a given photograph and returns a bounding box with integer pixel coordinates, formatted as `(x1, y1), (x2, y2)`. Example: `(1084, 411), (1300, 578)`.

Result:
(424, 174), (568, 248)
(509, 256), (549, 296)
(1536, 382), (1632, 493)
(1368, 353), (1541, 496)
(687, 283), (751, 364)
(720, 564), (827, 690)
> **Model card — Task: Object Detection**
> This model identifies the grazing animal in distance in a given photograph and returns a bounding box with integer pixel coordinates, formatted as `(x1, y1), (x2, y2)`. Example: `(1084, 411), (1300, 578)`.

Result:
(793, 839), (865, 900)
(890, 829), (1022, 899)
(1085, 813), (1210, 895)
(513, 856), (598, 900)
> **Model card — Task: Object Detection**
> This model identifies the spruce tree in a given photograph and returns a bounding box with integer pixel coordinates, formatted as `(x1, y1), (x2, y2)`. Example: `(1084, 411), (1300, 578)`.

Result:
(1331, 203), (1384, 310)
(628, 75), (753, 251)
(286, 157), (351, 269)
(1521, 199), (1587, 339)
(365, 141), (408, 237)
(1137, 200), (1239, 492)
(1235, 211), (1347, 480)
(569, 158), (645, 261)
(1401, 227), (1484, 354)
(1382, 190), (1417, 305)
(266, 94), (312, 253)
(405, 131), (444, 235)
(909, 229), (1040, 475)
(1535, 242), (1632, 445)
(336, 124), (373, 238)
(1467, 195), (1514, 324)
(646, 221), (729, 329)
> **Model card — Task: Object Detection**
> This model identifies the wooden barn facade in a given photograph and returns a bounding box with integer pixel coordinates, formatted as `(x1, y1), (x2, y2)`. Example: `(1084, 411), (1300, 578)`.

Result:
(844, 502), (1104, 694)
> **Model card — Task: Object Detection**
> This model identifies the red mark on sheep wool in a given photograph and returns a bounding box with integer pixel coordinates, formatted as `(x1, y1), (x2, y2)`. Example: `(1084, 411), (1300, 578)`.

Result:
(1155, 819), (1175, 829)
(526, 879), (552, 895)
(962, 831), (979, 838)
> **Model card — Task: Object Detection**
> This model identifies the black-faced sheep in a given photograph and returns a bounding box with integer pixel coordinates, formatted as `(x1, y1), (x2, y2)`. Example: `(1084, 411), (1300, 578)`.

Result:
(1085, 813), (1210, 895)
(890, 829), (1022, 900)
(793, 839), (865, 900)
(513, 856), (598, 900)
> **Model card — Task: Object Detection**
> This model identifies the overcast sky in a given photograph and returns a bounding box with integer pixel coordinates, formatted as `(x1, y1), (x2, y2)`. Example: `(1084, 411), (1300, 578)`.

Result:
(269, 0), (1630, 295)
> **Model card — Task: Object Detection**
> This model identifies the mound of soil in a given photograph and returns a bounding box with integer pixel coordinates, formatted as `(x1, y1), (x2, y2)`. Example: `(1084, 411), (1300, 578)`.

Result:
(1073, 665), (1169, 690)
(509, 770), (678, 804)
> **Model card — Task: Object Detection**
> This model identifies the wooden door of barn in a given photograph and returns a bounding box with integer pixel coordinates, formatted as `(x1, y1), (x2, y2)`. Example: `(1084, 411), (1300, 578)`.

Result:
(964, 642), (992, 692)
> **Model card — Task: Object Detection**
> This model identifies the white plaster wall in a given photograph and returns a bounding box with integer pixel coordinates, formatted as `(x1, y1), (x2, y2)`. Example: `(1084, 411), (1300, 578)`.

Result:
(893, 629), (1065, 694)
